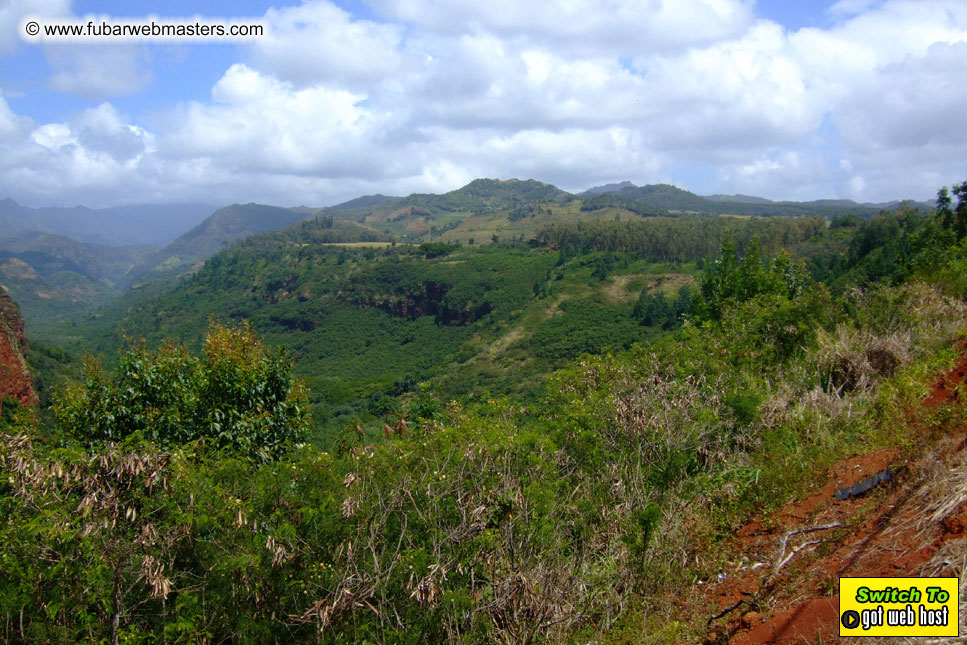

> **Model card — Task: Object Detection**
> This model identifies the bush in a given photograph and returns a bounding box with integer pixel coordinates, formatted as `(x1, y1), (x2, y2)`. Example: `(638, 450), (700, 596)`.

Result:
(54, 321), (310, 462)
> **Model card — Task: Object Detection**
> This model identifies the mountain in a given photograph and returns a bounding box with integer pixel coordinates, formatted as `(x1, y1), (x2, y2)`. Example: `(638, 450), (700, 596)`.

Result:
(329, 194), (399, 211)
(0, 233), (156, 330)
(579, 181), (636, 196)
(0, 232), (151, 286)
(321, 178), (573, 242)
(609, 183), (714, 211)
(417, 178), (571, 210)
(0, 285), (37, 409)
(129, 203), (311, 285)
(583, 183), (902, 218)
(0, 199), (216, 247)
(704, 193), (774, 204)
(311, 178), (931, 247)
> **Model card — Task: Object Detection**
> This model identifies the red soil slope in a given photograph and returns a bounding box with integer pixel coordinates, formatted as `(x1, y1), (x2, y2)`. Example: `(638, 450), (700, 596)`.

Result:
(702, 344), (967, 644)
(0, 286), (37, 410)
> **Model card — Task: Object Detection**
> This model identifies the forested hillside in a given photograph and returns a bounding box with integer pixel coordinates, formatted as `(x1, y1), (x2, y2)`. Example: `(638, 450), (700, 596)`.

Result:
(316, 178), (912, 245)
(2, 181), (966, 642)
(0, 179), (925, 341)
(0, 233), (153, 329)
(62, 211), (870, 443)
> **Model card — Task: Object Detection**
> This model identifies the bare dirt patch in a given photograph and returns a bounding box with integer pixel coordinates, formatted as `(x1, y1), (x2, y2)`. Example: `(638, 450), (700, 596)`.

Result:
(701, 343), (967, 644)
(924, 339), (967, 408)
(604, 273), (696, 303)
(0, 258), (40, 281)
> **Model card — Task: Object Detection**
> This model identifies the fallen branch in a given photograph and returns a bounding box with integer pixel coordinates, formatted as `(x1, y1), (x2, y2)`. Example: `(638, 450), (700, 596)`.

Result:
(774, 540), (823, 573)
(772, 522), (844, 577)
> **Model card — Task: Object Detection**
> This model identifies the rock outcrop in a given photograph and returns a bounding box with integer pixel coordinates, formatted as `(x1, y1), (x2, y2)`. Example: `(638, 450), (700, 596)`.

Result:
(0, 285), (37, 410)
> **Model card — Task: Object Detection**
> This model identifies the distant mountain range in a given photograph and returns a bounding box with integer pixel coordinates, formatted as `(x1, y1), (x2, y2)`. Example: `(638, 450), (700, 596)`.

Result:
(578, 182), (933, 216)
(0, 178), (935, 332)
(0, 204), (313, 328)
(129, 203), (311, 286)
(703, 193), (930, 210)
(0, 199), (216, 247)
(0, 232), (151, 328)
(319, 178), (932, 244)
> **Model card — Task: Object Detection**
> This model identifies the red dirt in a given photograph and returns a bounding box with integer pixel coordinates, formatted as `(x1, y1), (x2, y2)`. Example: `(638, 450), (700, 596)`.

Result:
(701, 343), (967, 644)
(0, 286), (37, 409)
(924, 339), (967, 407)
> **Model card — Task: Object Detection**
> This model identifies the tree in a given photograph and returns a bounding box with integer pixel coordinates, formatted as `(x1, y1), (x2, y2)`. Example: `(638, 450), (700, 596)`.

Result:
(698, 235), (811, 320)
(936, 182), (967, 239)
(953, 181), (967, 239)
(634, 289), (675, 328)
(54, 321), (310, 462)
(937, 186), (954, 230)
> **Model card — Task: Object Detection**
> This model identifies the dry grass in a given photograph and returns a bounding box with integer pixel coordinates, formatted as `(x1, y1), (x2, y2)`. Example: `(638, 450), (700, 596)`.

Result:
(814, 326), (910, 395)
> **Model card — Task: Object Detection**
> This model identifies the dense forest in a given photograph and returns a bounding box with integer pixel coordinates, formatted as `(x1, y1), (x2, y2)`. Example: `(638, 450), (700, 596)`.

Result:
(2, 182), (967, 642)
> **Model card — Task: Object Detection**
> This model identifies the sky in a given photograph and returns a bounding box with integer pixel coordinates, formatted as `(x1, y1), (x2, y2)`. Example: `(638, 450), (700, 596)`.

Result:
(1, 0), (966, 208)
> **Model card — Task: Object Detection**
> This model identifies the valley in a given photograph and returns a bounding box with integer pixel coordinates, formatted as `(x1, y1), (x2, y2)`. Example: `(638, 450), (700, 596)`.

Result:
(3, 176), (966, 643)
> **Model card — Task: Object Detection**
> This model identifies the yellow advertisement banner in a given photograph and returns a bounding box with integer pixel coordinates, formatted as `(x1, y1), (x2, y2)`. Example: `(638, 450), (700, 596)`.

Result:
(839, 577), (959, 637)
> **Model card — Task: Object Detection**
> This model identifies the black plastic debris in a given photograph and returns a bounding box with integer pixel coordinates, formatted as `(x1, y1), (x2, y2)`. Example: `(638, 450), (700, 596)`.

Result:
(835, 468), (893, 500)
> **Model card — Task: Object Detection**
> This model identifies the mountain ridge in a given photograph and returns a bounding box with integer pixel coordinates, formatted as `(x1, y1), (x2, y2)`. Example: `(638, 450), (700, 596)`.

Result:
(0, 199), (217, 247)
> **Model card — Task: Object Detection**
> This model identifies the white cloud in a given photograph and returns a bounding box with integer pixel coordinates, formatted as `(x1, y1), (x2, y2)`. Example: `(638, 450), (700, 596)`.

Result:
(0, 102), (159, 206)
(162, 64), (387, 179)
(0, 0), (70, 55)
(252, 2), (405, 87)
(365, 0), (755, 56)
(0, 92), (33, 142)
(636, 21), (818, 154)
(835, 42), (967, 150)
(1, 0), (967, 207)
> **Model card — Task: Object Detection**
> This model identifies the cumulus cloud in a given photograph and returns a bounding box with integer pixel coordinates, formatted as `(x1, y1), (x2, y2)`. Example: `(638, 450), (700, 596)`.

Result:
(251, 1), (405, 87)
(0, 92), (33, 142)
(0, 102), (161, 206)
(365, 0), (755, 56)
(1, 0), (967, 206)
(162, 64), (391, 179)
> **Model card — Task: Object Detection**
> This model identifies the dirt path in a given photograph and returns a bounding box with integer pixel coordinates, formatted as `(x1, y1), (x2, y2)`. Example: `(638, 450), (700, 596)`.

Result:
(702, 345), (967, 644)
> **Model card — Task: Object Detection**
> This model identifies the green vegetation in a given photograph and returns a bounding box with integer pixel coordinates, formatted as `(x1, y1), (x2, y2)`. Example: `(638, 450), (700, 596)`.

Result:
(55, 322), (309, 462)
(57, 223), (723, 440)
(601, 182), (904, 217)
(579, 192), (668, 217)
(316, 178), (912, 246)
(4, 182), (967, 642)
(0, 233), (152, 330)
(535, 215), (827, 260)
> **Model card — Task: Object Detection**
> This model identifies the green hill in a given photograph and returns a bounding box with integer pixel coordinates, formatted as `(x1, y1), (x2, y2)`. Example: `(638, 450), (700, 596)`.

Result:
(321, 178), (573, 242)
(323, 178), (916, 247)
(0, 233), (154, 330)
(57, 212), (862, 443)
(582, 182), (899, 218)
(129, 203), (311, 285)
(8, 193), (967, 643)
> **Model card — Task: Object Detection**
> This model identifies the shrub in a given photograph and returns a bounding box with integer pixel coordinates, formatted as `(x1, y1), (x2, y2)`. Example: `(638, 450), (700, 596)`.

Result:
(54, 321), (310, 462)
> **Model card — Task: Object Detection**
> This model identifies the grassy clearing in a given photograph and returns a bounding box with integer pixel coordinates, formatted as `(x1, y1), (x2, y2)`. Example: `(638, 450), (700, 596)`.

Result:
(320, 241), (404, 248)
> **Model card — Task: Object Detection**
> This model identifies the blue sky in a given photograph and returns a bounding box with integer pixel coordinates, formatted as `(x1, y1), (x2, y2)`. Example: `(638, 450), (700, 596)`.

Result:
(1, 0), (965, 207)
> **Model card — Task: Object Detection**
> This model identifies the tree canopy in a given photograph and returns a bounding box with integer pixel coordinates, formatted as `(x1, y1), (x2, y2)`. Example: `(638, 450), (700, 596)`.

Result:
(54, 321), (310, 462)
